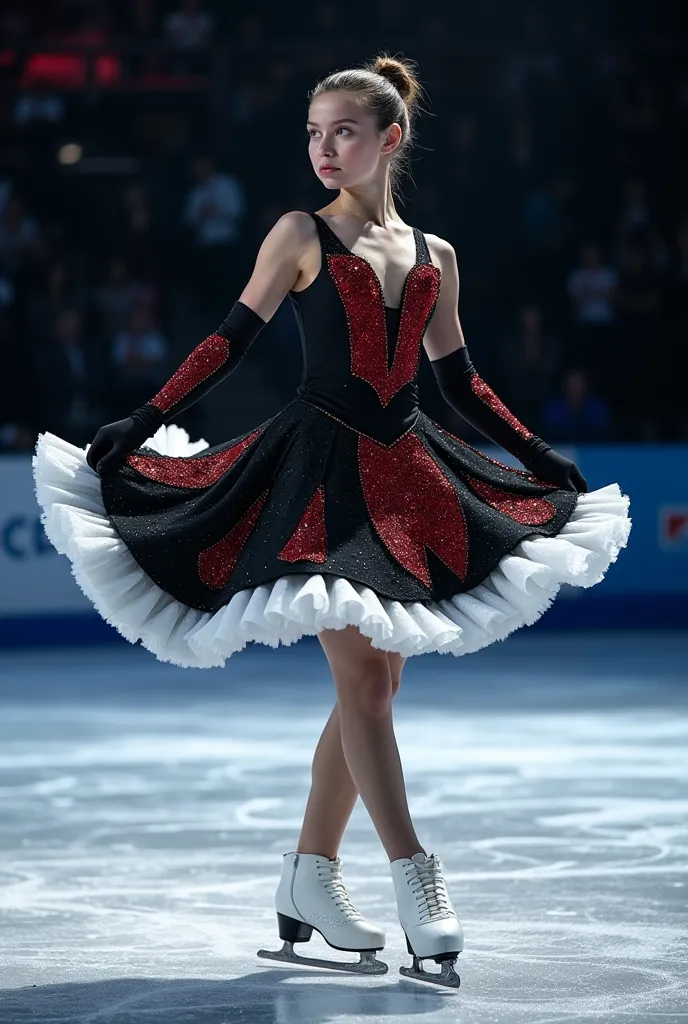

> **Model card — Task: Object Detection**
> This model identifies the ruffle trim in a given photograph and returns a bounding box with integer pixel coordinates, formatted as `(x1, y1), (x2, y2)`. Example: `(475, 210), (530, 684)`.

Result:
(33, 426), (632, 668)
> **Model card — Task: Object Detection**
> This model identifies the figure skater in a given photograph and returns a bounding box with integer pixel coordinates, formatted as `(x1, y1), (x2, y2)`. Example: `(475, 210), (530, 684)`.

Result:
(33, 54), (631, 988)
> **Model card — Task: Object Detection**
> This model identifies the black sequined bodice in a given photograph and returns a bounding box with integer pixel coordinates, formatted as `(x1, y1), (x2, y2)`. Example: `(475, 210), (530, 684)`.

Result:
(288, 213), (441, 446)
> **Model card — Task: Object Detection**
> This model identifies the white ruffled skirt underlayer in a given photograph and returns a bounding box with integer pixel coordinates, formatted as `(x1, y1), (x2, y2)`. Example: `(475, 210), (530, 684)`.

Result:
(33, 425), (632, 668)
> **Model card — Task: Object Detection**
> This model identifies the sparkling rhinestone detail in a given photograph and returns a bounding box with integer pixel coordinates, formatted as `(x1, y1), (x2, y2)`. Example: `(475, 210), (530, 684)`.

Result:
(126, 429), (263, 489)
(358, 431), (468, 587)
(277, 484), (327, 563)
(198, 490), (269, 590)
(151, 333), (230, 414)
(465, 474), (557, 525)
(470, 375), (533, 440)
(328, 255), (440, 407)
(436, 425), (534, 476)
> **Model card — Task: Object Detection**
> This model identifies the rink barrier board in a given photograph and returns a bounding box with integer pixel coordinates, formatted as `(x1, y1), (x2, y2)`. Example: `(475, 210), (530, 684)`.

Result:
(0, 593), (686, 650)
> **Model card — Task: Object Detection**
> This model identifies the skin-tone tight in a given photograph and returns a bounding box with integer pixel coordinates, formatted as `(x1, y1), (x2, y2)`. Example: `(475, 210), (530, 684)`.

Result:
(295, 625), (426, 864)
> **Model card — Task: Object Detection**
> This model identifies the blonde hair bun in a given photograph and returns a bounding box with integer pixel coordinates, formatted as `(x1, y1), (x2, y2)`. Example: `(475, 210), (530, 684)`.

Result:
(370, 54), (421, 107)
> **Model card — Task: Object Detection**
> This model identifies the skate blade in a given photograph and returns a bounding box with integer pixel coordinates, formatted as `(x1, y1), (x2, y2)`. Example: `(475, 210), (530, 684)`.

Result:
(258, 940), (388, 975)
(400, 955), (461, 988)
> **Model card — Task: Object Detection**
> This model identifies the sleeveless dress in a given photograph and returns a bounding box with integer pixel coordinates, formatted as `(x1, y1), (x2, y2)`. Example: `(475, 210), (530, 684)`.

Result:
(33, 212), (631, 668)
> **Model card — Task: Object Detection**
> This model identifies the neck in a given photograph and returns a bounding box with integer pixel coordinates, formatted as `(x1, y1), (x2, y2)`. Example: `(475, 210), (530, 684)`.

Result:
(333, 177), (400, 229)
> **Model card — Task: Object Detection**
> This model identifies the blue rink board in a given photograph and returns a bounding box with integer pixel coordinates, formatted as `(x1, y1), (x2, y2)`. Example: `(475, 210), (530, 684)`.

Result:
(0, 591), (686, 649)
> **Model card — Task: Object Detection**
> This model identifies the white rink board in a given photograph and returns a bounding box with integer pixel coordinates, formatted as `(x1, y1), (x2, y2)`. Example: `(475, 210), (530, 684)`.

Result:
(0, 455), (90, 614)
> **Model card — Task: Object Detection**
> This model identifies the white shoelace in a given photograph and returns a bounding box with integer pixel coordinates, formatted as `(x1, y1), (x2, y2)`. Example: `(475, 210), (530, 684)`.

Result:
(407, 855), (455, 923)
(318, 862), (364, 920)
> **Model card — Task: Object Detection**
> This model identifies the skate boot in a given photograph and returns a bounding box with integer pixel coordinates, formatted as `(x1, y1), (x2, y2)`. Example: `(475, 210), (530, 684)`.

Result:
(257, 851), (388, 975)
(390, 851), (463, 988)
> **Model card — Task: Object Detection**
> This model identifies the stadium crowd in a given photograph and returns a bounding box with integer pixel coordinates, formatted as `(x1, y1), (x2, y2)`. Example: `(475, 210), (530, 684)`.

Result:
(0, 0), (686, 451)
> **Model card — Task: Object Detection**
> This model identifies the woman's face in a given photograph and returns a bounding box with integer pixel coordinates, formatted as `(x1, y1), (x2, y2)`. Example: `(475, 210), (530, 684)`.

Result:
(307, 91), (400, 190)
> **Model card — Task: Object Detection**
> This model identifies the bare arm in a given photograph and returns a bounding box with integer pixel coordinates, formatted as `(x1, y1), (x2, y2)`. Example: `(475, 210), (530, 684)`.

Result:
(237, 210), (314, 322)
(422, 236), (466, 361)
(87, 211), (313, 473)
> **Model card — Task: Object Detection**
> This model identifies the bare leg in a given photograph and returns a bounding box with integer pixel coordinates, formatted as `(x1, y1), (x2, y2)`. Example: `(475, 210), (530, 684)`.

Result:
(296, 649), (406, 861)
(304, 626), (425, 864)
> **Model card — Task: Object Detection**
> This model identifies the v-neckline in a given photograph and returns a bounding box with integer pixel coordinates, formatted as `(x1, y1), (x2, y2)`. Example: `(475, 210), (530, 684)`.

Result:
(313, 213), (421, 313)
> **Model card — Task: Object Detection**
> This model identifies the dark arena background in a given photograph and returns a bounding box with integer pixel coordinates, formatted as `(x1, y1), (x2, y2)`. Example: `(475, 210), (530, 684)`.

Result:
(0, 1), (686, 1021)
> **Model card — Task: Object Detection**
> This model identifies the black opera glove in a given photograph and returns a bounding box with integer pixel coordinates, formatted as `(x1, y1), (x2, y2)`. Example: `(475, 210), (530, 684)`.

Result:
(87, 301), (267, 475)
(430, 345), (588, 493)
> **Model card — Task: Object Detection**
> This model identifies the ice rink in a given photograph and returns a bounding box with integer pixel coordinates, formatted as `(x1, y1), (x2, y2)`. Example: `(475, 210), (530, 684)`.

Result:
(0, 629), (686, 1024)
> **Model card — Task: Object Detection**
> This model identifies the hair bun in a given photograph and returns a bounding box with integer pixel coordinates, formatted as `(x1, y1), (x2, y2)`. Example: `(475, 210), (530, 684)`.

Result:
(370, 54), (421, 107)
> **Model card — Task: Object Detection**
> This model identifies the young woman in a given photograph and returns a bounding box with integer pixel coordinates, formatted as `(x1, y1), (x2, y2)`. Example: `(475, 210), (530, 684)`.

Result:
(34, 54), (631, 988)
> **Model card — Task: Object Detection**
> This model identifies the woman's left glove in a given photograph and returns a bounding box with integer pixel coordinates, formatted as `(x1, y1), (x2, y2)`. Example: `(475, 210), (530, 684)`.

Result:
(526, 447), (588, 493)
(430, 345), (588, 493)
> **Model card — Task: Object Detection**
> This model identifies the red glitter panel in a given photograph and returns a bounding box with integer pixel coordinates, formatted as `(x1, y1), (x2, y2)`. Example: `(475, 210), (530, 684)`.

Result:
(278, 485), (327, 563)
(465, 474), (556, 525)
(358, 432), (468, 587)
(470, 375), (534, 440)
(126, 429), (263, 489)
(198, 490), (269, 590)
(150, 333), (230, 415)
(436, 425), (533, 476)
(328, 255), (440, 407)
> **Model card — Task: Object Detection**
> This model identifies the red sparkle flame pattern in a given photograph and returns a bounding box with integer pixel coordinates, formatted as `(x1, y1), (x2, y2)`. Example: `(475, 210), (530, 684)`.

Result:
(465, 474), (557, 525)
(126, 429), (263, 489)
(278, 484), (327, 563)
(328, 255), (440, 407)
(470, 375), (533, 440)
(150, 333), (229, 414)
(358, 432), (468, 587)
(198, 490), (269, 590)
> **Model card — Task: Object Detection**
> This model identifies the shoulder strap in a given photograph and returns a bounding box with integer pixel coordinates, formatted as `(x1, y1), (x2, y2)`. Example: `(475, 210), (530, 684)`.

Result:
(309, 212), (350, 255)
(413, 227), (431, 265)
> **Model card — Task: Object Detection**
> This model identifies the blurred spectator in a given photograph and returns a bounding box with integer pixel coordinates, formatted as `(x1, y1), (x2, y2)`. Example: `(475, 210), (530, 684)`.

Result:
(13, 80), (65, 127)
(115, 184), (160, 285)
(164, 0), (214, 74)
(164, 0), (214, 48)
(566, 243), (617, 327)
(522, 173), (578, 299)
(110, 303), (169, 414)
(94, 259), (153, 340)
(496, 304), (561, 432)
(28, 259), (84, 336)
(37, 308), (105, 443)
(522, 174), (577, 251)
(542, 368), (613, 442)
(565, 242), (617, 392)
(183, 156), (246, 316)
(0, 193), (42, 279)
(613, 178), (670, 275)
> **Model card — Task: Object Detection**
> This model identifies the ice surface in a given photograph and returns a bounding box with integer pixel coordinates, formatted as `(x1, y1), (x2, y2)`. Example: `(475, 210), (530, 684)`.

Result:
(0, 631), (686, 1024)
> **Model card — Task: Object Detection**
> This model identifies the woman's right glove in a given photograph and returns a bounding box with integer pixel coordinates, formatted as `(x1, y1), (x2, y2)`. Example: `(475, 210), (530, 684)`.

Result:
(430, 344), (588, 493)
(86, 406), (164, 475)
(86, 300), (266, 475)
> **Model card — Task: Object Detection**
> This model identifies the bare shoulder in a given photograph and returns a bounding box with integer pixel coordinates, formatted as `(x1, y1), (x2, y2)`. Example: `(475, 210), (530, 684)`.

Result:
(269, 210), (317, 245)
(423, 233), (457, 269)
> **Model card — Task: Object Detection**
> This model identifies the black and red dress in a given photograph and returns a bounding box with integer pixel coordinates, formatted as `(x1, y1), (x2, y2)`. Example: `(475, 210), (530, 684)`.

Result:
(33, 213), (631, 667)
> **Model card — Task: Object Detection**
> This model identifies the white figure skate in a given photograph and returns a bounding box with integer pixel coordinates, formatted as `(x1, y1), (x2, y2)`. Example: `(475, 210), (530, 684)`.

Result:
(257, 852), (388, 975)
(390, 851), (463, 987)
